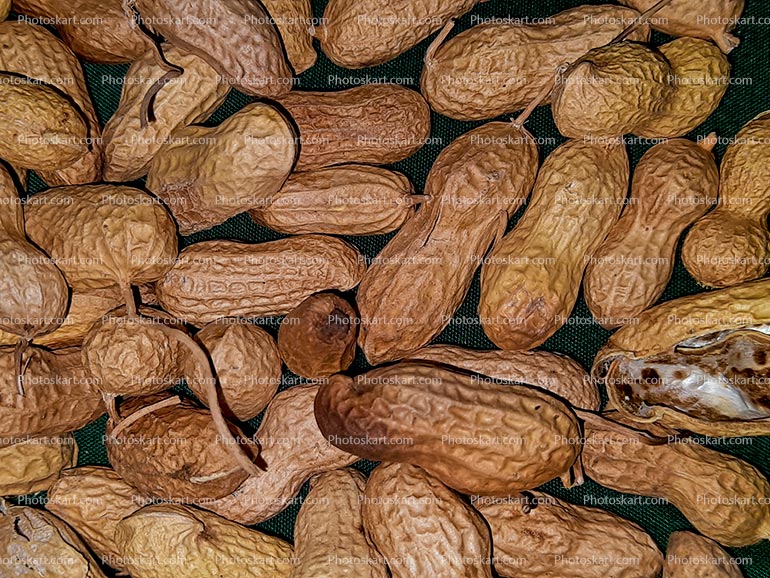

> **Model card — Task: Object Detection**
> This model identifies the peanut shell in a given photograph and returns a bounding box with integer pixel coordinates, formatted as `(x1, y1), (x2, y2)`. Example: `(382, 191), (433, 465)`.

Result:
(664, 531), (745, 578)
(357, 121), (539, 363)
(0, 434), (77, 496)
(157, 235), (367, 327)
(315, 361), (582, 496)
(262, 0), (316, 73)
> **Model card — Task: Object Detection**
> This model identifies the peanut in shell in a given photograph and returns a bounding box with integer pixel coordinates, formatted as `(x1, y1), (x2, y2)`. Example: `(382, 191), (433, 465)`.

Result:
(0, 434), (77, 497)
(664, 531), (745, 578)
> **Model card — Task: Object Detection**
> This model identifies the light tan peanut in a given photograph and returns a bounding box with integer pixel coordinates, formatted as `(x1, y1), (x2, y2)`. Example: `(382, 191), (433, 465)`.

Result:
(357, 121), (538, 364)
(292, 468), (387, 578)
(205, 384), (358, 525)
(278, 293), (357, 379)
(0, 434), (77, 496)
(617, 0), (744, 53)
(0, 346), (104, 442)
(106, 395), (256, 501)
(316, 362), (582, 496)
(13, 0), (153, 63)
(133, 0), (293, 98)
(581, 411), (770, 547)
(0, 163), (68, 344)
(194, 319), (282, 421)
(103, 43), (231, 182)
(683, 111), (770, 287)
(0, 20), (103, 185)
(0, 74), (88, 171)
(25, 185), (178, 301)
(421, 5), (649, 120)
(636, 38), (730, 138)
(278, 84), (431, 170)
(479, 139), (628, 351)
(407, 344), (600, 410)
(318, 0), (480, 68)
(146, 102), (296, 235)
(363, 463), (493, 578)
(0, 500), (107, 578)
(552, 42), (673, 138)
(115, 504), (294, 578)
(476, 490), (663, 578)
(249, 165), (417, 236)
(46, 466), (144, 567)
(594, 278), (770, 437)
(584, 137), (719, 329)
(0, 0), (9, 20)
(262, 0), (316, 73)
(157, 235), (367, 327)
(664, 531), (745, 578)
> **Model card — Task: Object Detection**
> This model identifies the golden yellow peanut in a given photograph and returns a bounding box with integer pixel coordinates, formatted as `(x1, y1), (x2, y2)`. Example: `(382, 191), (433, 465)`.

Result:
(357, 122), (538, 364)
(363, 463), (493, 578)
(145, 102), (296, 235)
(594, 278), (770, 437)
(664, 531), (745, 578)
(315, 362), (582, 496)
(292, 469), (387, 578)
(318, 0), (480, 68)
(114, 504), (294, 578)
(584, 137), (719, 329)
(683, 111), (770, 287)
(421, 5), (649, 120)
(250, 165), (417, 236)
(476, 490), (663, 578)
(205, 384), (358, 525)
(157, 235), (367, 327)
(0, 435), (77, 496)
(0, 0), (9, 20)
(262, 0), (317, 73)
(103, 43), (230, 182)
(479, 139), (628, 351)
(407, 344), (600, 410)
(0, 500), (107, 578)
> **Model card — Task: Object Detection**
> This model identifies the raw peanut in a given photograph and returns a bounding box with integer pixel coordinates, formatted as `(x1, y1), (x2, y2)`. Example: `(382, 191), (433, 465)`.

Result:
(13, 0), (153, 63)
(0, 163), (68, 344)
(479, 139), (629, 351)
(584, 137), (719, 329)
(292, 468), (387, 578)
(636, 39), (730, 138)
(0, 20), (103, 185)
(363, 463), (493, 578)
(357, 122), (538, 364)
(205, 384), (358, 525)
(278, 293), (357, 379)
(103, 43), (231, 182)
(249, 165), (417, 236)
(421, 5), (649, 121)
(617, 0), (744, 53)
(157, 235), (367, 327)
(0, 346), (104, 442)
(194, 319), (282, 421)
(552, 42), (673, 139)
(682, 111), (770, 287)
(0, 500), (107, 578)
(47, 466), (144, 567)
(278, 84), (431, 171)
(133, 0), (293, 98)
(115, 504), (294, 578)
(262, 0), (316, 73)
(25, 185), (178, 301)
(106, 395), (257, 501)
(476, 490), (663, 578)
(594, 278), (770, 437)
(664, 531), (744, 578)
(581, 411), (770, 547)
(0, 434), (77, 496)
(318, 0), (480, 68)
(315, 362), (582, 496)
(0, 74), (88, 171)
(146, 102), (296, 235)
(407, 344), (600, 410)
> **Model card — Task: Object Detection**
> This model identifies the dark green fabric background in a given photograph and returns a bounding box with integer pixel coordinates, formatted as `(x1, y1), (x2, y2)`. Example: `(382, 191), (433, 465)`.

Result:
(14, 0), (770, 575)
